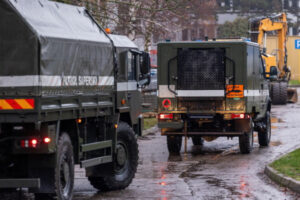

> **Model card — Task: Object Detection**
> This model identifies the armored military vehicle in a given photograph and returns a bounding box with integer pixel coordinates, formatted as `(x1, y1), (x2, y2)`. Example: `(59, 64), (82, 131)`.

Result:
(0, 0), (150, 199)
(157, 41), (273, 154)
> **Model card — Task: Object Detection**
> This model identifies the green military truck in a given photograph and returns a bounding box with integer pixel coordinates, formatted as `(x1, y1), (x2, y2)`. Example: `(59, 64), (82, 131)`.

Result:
(157, 41), (274, 154)
(0, 0), (150, 199)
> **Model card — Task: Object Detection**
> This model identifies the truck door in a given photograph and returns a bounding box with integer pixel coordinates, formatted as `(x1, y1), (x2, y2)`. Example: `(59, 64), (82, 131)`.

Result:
(253, 47), (262, 113)
(246, 46), (255, 111)
(127, 53), (141, 125)
(259, 53), (269, 114)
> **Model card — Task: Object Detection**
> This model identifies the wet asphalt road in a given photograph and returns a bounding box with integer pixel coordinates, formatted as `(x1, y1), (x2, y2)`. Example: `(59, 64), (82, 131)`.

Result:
(71, 102), (300, 200)
(5, 100), (300, 200)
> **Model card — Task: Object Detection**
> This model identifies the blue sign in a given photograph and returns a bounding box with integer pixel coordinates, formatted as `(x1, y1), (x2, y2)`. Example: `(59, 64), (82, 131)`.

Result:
(295, 39), (300, 49)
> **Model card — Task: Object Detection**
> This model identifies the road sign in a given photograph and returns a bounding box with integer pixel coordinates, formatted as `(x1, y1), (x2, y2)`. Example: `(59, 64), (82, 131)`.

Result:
(295, 39), (300, 49)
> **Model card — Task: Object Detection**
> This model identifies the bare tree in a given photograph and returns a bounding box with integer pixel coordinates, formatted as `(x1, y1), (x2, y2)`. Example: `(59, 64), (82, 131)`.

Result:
(52, 0), (218, 50)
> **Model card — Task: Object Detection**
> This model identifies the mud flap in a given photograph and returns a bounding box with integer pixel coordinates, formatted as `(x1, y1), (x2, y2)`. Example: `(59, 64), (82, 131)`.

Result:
(28, 168), (55, 193)
(234, 119), (251, 132)
(28, 155), (56, 193)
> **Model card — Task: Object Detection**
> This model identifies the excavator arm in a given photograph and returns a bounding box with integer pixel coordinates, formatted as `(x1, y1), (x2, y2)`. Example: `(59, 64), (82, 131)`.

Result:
(250, 13), (297, 104)
(257, 13), (288, 79)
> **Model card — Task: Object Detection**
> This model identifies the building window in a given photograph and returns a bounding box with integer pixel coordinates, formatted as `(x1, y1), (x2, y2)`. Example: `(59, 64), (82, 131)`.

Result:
(182, 29), (189, 41)
(199, 28), (204, 40)
(191, 29), (197, 41)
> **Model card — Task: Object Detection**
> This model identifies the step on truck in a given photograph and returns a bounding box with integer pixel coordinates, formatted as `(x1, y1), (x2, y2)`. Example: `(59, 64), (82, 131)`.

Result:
(0, 0), (150, 199)
(157, 41), (273, 154)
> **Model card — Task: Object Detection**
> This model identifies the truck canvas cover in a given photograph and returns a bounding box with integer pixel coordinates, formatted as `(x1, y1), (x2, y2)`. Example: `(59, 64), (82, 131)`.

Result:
(0, 0), (114, 96)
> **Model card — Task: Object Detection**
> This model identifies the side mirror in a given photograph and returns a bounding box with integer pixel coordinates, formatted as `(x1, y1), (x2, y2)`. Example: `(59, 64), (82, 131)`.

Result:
(138, 52), (151, 87)
(140, 52), (151, 75)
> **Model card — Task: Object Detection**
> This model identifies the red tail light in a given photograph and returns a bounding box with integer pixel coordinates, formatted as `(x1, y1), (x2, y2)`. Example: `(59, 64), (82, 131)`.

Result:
(20, 138), (38, 148)
(231, 113), (250, 119)
(159, 113), (173, 120)
(162, 99), (171, 108)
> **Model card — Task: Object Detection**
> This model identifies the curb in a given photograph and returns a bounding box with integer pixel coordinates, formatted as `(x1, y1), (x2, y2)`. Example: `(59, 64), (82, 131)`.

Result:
(289, 85), (300, 88)
(265, 165), (300, 193)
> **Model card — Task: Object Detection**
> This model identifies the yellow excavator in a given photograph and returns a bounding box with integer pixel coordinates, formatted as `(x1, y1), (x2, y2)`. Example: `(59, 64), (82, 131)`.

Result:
(250, 13), (298, 104)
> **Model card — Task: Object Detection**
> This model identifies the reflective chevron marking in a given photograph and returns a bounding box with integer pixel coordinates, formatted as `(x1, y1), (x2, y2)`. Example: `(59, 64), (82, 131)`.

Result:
(0, 99), (35, 110)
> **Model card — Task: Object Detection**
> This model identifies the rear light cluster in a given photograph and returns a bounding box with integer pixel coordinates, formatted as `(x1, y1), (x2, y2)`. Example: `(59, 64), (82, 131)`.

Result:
(231, 113), (250, 119)
(20, 137), (51, 148)
(158, 113), (173, 120)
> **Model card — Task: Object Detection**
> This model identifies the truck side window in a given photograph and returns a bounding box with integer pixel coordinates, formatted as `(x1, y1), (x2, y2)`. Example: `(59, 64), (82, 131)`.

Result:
(127, 52), (136, 81)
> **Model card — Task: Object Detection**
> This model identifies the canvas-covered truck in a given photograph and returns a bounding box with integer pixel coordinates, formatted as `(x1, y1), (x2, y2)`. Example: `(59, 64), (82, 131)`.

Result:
(0, 0), (150, 199)
(157, 41), (274, 154)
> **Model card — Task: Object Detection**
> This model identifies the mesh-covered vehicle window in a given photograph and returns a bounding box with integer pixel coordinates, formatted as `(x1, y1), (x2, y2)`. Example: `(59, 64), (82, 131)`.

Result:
(177, 48), (225, 90)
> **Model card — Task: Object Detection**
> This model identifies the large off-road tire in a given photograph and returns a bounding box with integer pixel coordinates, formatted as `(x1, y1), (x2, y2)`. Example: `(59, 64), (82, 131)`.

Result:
(167, 136), (182, 154)
(55, 133), (74, 200)
(271, 82), (287, 105)
(36, 133), (74, 200)
(191, 136), (204, 146)
(88, 122), (138, 191)
(258, 111), (271, 146)
(239, 122), (254, 154)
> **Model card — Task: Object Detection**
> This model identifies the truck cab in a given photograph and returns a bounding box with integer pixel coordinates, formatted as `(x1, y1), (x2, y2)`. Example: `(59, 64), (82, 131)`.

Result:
(110, 34), (151, 135)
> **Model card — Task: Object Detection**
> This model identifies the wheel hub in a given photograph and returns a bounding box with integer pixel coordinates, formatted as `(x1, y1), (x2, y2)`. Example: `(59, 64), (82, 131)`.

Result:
(116, 144), (127, 166)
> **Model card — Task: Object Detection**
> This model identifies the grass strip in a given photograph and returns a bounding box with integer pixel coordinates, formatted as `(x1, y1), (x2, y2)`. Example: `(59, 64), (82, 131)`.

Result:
(143, 118), (157, 130)
(270, 148), (300, 181)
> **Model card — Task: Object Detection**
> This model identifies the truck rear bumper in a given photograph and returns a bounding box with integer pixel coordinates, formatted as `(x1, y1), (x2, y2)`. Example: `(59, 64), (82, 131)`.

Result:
(162, 131), (244, 137)
(0, 178), (40, 188)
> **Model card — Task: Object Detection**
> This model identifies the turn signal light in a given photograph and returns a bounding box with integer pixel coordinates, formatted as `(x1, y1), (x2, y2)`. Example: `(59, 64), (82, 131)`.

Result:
(231, 113), (250, 119)
(159, 113), (173, 120)
(43, 137), (51, 144)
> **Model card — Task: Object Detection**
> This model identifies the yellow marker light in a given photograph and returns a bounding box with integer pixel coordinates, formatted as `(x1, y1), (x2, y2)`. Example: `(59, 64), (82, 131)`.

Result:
(105, 28), (111, 34)
(76, 119), (82, 124)
(114, 124), (118, 129)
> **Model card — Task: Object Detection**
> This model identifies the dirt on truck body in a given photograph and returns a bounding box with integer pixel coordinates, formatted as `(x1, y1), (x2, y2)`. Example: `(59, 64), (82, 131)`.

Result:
(157, 41), (273, 154)
(0, 0), (150, 199)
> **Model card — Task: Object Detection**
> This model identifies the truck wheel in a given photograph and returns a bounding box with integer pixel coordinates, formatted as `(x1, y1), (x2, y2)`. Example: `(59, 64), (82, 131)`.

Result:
(239, 122), (254, 154)
(88, 122), (138, 191)
(55, 133), (74, 200)
(167, 136), (182, 154)
(192, 136), (204, 146)
(279, 82), (287, 105)
(271, 82), (280, 105)
(35, 133), (74, 200)
(271, 82), (287, 105)
(258, 111), (271, 146)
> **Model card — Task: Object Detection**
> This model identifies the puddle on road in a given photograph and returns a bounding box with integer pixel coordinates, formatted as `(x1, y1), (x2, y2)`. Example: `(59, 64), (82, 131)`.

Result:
(211, 148), (239, 160)
(271, 117), (285, 123)
(270, 141), (282, 146)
